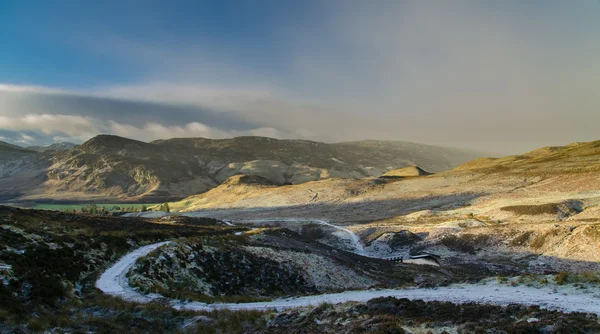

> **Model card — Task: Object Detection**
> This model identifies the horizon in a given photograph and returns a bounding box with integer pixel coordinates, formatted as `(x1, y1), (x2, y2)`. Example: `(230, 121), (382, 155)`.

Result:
(2, 1), (599, 154)
(6, 132), (599, 159)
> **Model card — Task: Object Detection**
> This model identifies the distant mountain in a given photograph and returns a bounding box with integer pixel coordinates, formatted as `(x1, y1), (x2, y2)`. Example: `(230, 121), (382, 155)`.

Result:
(27, 142), (77, 152)
(0, 141), (33, 153)
(0, 134), (483, 202)
(167, 139), (600, 214)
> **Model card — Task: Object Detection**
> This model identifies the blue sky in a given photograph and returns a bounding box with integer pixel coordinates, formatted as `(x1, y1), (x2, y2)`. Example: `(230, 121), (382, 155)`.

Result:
(1, 1), (599, 153)
(1, 1), (312, 86)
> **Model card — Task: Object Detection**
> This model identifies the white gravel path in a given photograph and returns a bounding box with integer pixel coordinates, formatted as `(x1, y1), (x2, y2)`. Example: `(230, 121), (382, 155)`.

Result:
(95, 241), (172, 303)
(96, 241), (600, 314)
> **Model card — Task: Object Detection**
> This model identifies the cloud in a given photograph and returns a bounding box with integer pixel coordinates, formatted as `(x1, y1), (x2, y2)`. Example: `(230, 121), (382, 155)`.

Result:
(1, 2), (599, 153)
(0, 84), (66, 95)
(97, 82), (276, 110)
(15, 133), (36, 145)
(0, 114), (99, 139)
(108, 120), (286, 143)
(108, 121), (227, 142)
(0, 104), (295, 146)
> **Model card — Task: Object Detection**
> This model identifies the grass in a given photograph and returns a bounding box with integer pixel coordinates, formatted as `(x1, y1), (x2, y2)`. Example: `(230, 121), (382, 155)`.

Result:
(128, 237), (318, 303)
(530, 229), (561, 249)
(501, 203), (559, 215)
(7, 202), (157, 212)
(0, 206), (274, 333)
(509, 231), (534, 247)
(440, 234), (490, 254)
(555, 272), (600, 285)
(267, 296), (600, 333)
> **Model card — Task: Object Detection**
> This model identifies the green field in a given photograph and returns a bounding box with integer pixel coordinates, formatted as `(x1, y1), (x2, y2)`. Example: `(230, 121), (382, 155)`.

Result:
(2, 203), (158, 212)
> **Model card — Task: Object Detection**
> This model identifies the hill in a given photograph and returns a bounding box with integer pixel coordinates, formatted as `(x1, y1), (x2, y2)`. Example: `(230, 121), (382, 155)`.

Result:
(381, 166), (432, 178)
(167, 139), (600, 222)
(454, 140), (600, 174)
(0, 135), (482, 202)
(0, 141), (33, 153)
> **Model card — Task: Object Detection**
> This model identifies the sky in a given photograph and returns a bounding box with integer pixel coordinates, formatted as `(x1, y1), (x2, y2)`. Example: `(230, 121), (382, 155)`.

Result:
(1, 1), (599, 154)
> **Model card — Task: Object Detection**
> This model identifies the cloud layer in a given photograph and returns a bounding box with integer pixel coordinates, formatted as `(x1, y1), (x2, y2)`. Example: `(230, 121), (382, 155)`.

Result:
(1, 2), (599, 154)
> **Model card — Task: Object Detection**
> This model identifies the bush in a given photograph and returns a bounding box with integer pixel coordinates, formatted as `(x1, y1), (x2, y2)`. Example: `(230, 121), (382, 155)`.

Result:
(300, 224), (325, 241)
(501, 204), (558, 215)
(440, 234), (489, 254)
(510, 231), (534, 247)
(555, 272), (569, 285)
(530, 230), (560, 249)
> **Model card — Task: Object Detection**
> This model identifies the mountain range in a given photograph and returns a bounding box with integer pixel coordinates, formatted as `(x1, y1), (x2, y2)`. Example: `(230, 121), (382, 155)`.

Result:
(0, 135), (482, 202)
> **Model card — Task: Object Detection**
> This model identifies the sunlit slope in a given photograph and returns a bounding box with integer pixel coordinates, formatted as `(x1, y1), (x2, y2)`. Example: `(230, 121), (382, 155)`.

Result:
(0, 135), (481, 202)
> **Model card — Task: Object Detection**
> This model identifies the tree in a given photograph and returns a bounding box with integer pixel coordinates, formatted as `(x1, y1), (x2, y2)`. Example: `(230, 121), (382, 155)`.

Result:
(160, 203), (170, 213)
(141, 205), (147, 212)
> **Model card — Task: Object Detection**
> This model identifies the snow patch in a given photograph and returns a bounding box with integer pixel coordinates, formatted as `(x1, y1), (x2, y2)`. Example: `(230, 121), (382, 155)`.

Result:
(97, 241), (600, 315)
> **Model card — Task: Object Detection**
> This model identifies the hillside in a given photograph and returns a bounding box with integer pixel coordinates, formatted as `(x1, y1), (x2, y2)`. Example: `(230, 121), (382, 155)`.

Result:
(0, 141), (30, 152)
(0, 135), (481, 202)
(381, 166), (432, 177)
(167, 139), (600, 224)
(454, 140), (600, 174)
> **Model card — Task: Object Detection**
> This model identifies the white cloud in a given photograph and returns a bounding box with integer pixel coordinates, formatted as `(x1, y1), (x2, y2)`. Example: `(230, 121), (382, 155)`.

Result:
(0, 84), (66, 95)
(0, 114), (99, 137)
(15, 133), (35, 145)
(108, 121), (230, 141)
(108, 121), (289, 142)
(1, 2), (599, 153)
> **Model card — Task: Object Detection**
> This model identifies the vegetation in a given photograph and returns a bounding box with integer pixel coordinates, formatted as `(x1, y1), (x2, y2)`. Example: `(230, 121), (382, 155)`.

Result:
(128, 238), (318, 303)
(440, 234), (490, 254)
(300, 223), (326, 241)
(5, 203), (157, 215)
(555, 272), (600, 285)
(510, 231), (535, 247)
(530, 229), (561, 249)
(265, 297), (600, 333)
(0, 206), (245, 332)
(501, 203), (559, 215)
(159, 202), (171, 212)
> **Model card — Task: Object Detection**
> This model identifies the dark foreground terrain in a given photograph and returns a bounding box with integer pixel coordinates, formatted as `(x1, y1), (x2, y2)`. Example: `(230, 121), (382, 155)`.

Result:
(1, 206), (599, 333)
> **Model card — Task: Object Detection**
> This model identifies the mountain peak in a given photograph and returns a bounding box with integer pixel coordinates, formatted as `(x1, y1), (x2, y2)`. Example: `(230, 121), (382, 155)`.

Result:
(79, 135), (150, 153)
(27, 142), (77, 152)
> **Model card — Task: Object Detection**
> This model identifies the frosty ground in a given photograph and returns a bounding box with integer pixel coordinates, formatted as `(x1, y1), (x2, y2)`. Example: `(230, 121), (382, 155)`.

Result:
(97, 236), (600, 315)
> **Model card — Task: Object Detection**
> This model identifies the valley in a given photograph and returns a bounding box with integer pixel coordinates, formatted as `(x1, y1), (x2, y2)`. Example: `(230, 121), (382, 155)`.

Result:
(2, 139), (600, 333)
(0, 136), (481, 203)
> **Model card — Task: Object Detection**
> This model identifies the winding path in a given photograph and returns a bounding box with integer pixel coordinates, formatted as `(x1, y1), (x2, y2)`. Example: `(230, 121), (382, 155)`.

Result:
(235, 218), (365, 254)
(96, 241), (600, 314)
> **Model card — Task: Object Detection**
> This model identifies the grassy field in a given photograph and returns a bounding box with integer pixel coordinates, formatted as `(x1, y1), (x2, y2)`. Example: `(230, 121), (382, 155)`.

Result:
(2, 203), (158, 212)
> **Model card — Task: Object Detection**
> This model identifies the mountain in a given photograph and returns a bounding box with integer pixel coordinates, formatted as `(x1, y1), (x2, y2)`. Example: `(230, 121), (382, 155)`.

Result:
(0, 141), (33, 153)
(167, 139), (600, 219)
(27, 142), (77, 152)
(0, 134), (482, 202)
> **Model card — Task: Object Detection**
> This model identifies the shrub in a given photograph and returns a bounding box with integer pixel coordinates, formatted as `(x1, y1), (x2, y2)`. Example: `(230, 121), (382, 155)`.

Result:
(300, 224), (325, 241)
(440, 234), (489, 254)
(555, 272), (569, 285)
(530, 229), (560, 249)
(501, 203), (558, 215)
(510, 231), (534, 247)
